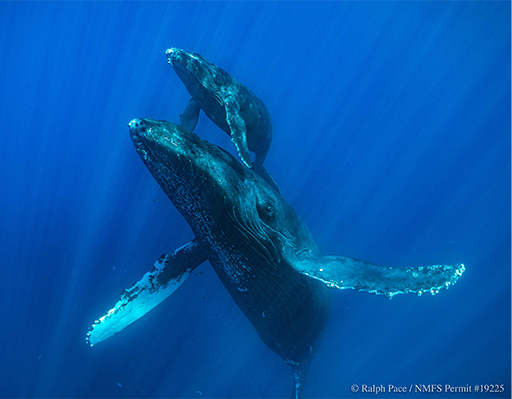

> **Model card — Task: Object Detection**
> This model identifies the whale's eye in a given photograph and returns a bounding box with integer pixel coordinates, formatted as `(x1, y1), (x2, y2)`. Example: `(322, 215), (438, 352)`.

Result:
(257, 199), (274, 222)
(214, 74), (223, 86)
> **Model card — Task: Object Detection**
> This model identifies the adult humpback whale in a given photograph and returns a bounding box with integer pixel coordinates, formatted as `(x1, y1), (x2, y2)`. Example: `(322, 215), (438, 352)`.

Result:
(87, 119), (464, 397)
(166, 48), (279, 192)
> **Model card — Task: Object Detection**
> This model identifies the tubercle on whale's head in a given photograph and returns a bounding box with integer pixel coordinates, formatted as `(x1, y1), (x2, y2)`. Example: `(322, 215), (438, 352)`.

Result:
(165, 47), (181, 68)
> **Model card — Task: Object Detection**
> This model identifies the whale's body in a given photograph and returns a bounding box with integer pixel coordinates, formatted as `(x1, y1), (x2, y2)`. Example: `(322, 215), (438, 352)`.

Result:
(129, 119), (332, 393)
(87, 119), (464, 397)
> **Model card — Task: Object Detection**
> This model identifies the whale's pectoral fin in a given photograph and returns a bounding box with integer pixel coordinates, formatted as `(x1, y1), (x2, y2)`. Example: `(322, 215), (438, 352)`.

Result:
(179, 98), (201, 132)
(86, 239), (208, 346)
(224, 96), (252, 168)
(285, 250), (464, 298)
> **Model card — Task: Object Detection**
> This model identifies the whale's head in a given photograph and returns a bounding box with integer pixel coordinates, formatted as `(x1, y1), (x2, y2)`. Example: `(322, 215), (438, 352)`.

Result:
(128, 118), (319, 264)
(129, 117), (247, 203)
(166, 48), (201, 75)
(165, 48), (226, 99)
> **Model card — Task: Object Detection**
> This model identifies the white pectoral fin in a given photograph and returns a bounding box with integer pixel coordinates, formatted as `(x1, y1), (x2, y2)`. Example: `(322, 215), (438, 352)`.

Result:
(286, 250), (465, 298)
(86, 240), (207, 346)
(224, 97), (251, 168)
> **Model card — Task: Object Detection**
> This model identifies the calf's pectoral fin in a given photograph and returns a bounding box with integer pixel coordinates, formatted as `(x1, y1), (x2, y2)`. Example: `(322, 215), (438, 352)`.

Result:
(224, 96), (252, 168)
(253, 163), (282, 195)
(179, 98), (202, 132)
(86, 239), (208, 346)
(285, 250), (465, 298)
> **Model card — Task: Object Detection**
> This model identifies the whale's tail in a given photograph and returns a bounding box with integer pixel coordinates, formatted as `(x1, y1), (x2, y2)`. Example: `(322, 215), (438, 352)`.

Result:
(289, 361), (308, 399)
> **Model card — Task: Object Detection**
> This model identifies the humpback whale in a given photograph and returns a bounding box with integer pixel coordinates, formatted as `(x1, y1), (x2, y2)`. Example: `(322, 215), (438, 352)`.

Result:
(166, 48), (279, 192)
(87, 119), (464, 397)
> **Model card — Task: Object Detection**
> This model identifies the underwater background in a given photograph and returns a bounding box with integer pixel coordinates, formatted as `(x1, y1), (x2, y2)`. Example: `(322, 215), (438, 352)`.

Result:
(0, 1), (510, 398)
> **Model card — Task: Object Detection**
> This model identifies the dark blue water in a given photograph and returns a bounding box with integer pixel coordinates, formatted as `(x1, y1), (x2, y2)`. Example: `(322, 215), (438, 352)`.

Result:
(0, 2), (509, 398)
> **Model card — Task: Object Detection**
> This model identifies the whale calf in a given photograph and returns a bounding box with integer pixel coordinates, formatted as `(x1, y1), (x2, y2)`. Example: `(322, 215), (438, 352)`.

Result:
(87, 119), (464, 397)
(166, 48), (279, 192)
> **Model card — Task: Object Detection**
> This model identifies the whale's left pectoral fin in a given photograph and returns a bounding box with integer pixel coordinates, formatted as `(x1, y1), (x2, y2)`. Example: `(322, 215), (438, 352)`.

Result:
(285, 251), (465, 298)
(224, 96), (252, 168)
(86, 240), (208, 346)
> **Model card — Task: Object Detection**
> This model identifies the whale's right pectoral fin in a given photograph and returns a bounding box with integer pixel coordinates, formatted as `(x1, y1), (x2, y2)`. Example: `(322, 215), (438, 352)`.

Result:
(179, 98), (201, 132)
(224, 96), (252, 168)
(285, 250), (465, 298)
(86, 239), (208, 346)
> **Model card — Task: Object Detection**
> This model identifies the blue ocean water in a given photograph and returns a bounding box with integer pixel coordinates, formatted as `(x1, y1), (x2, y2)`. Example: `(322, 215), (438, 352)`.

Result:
(0, 1), (509, 398)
